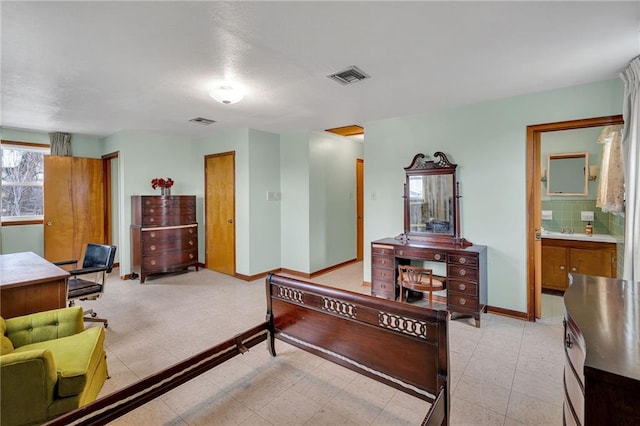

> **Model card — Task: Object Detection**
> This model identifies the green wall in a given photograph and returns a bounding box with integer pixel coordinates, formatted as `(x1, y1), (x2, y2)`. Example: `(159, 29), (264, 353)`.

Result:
(363, 78), (624, 313)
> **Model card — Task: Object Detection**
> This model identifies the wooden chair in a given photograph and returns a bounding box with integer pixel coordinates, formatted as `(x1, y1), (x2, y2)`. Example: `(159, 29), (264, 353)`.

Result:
(397, 265), (445, 308)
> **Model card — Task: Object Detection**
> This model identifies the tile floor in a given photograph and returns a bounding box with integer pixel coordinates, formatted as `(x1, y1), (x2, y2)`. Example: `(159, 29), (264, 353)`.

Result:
(87, 262), (564, 425)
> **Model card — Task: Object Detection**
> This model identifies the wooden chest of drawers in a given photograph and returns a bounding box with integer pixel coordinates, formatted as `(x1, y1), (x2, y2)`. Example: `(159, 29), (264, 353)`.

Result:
(371, 238), (487, 327)
(563, 274), (640, 425)
(131, 195), (199, 283)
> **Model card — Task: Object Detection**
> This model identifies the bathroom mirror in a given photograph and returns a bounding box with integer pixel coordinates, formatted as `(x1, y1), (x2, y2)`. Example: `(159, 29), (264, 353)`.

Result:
(546, 152), (589, 196)
(403, 152), (471, 246)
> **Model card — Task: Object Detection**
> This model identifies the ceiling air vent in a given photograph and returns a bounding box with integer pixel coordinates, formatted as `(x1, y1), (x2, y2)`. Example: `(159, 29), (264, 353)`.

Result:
(189, 117), (216, 125)
(327, 66), (370, 85)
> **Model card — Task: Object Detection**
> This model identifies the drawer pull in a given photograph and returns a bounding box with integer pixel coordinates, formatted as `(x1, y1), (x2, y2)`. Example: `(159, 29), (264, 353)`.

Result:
(458, 269), (467, 276)
(149, 208), (155, 213)
(189, 229), (194, 234)
(560, 265), (565, 270)
(189, 253), (194, 259)
(459, 298), (467, 306)
(150, 260), (156, 266)
(571, 267), (577, 272)
(434, 253), (442, 261)
(565, 334), (573, 348)
(380, 283), (386, 289)
(150, 245), (156, 251)
(189, 240), (194, 246)
(145, 200), (151, 205)
(398, 250), (404, 256)
(150, 232), (156, 238)
(149, 217), (155, 222)
(458, 283), (466, 291)
(459, 257), (467, 264)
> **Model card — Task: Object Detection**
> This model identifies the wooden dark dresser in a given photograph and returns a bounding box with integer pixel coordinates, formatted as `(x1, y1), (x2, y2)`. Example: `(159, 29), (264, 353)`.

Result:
(131, 195), (199, 282)
(563, 274), (640, 425)
(371, 238), (487, 327)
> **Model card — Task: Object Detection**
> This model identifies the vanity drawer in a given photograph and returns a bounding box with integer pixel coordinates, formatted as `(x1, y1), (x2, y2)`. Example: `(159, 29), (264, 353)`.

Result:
(372, 244), (394, 257)
(372, 267), (395, 283)
(371, 279), (395, 299)
(372, 255), (394, 269)
(447, 279), (477, 296)
(448, 254), (478, 267)
(395, 248), (446, 262)
(448, 264), (479, 281)
(448, 293), (478, 310)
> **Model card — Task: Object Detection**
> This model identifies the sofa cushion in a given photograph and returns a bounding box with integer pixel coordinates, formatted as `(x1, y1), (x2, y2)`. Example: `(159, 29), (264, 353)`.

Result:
(12, 326), (105, 397)
(0, 317), (14, 355)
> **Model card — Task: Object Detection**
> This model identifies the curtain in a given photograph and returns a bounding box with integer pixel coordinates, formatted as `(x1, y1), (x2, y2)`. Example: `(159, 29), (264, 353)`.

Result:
(596, 125), (624, 213)
(620, 56), (640, 281)
(49, 132), (72, 156)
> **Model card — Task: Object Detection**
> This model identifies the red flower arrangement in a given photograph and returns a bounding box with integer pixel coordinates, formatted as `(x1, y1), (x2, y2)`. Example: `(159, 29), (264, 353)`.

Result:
(151, 177), (174, 190)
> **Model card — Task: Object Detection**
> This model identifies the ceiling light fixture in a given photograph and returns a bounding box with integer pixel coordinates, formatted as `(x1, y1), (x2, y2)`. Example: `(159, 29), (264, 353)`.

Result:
(209, 84), (244, 105)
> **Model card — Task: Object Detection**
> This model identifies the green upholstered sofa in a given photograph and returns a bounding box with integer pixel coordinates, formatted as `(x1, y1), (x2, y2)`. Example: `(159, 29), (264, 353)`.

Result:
(0, 307), (108, 426)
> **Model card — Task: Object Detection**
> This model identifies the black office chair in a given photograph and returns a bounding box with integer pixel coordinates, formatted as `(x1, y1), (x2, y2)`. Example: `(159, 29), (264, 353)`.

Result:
(55, 243), (117, 328)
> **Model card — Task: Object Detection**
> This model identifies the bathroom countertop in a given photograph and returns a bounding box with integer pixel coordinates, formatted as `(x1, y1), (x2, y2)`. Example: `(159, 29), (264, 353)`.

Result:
(541, 231), (617, 243)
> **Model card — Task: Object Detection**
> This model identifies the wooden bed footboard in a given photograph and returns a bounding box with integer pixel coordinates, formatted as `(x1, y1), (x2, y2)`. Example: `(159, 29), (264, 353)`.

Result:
(44, 274), (449, 426)
(266, 274), (449, 425)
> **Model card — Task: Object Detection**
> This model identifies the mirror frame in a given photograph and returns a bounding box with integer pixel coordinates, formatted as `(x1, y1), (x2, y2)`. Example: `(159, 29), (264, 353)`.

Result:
(402, 152), (472, 246)
(545, 152), (589, 196)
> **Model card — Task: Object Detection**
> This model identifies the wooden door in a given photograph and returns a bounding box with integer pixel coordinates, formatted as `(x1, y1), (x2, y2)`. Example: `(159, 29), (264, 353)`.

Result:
(570, 248), (615, 278)
(541, 245), (568, 291)
(356, 159), (364, 261)
(43, 156), (105, 263)
(205, 152), (235, 275)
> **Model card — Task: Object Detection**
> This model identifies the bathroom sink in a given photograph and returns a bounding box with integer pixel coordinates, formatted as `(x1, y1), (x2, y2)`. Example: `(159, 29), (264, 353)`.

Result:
(541, 231), (617, 243)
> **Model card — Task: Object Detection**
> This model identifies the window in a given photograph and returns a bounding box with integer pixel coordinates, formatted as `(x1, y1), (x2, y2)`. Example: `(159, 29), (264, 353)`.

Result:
(1, 141), (50, 224)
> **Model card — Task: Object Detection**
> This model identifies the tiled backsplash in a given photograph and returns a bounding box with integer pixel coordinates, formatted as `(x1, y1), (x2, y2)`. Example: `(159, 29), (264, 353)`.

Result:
(541, 200), (610, 234)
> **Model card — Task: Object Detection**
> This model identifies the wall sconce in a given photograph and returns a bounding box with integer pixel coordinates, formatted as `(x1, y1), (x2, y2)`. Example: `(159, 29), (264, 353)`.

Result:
(541, 168), (547, 183)
(589, 165), (599, 181)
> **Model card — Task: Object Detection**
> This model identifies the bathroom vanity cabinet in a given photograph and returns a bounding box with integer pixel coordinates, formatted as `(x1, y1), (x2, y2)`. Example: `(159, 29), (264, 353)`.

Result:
(542, 238), (616, 291)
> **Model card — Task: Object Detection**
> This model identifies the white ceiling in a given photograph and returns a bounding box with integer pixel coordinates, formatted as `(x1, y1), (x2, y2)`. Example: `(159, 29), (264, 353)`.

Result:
(2, 1), (639, 139)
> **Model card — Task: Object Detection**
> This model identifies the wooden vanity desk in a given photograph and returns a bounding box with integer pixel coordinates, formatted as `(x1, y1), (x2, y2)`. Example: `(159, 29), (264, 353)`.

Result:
(372, 238), (487, 327)
(377, 152), (488, 327)
(563, 274), (640, 425)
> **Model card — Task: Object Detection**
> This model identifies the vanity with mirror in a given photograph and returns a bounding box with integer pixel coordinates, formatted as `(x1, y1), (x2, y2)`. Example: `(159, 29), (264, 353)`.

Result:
(371, 152), (488, 327)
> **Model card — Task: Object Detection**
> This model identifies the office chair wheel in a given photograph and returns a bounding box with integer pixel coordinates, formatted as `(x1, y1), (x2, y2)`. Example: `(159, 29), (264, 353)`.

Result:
(91, 312), (97, 317)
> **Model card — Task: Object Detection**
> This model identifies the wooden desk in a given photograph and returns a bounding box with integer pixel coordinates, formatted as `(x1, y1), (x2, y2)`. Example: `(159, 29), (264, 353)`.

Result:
(371, 238), (487, 327)
(0, 252), (69, 319)
(563, 274), (640, 425)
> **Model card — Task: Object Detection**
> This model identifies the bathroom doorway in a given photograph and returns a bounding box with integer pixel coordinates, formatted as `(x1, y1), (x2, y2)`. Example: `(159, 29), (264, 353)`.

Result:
(525, 115), (623, 321)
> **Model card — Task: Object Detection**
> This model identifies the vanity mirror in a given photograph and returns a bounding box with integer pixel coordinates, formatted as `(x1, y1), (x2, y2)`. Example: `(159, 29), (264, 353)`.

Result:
(402, 152), (471, 246)
(546, 152), (589, 196)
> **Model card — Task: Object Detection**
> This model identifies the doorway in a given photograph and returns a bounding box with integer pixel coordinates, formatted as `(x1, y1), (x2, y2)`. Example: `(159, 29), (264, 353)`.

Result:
(356, 158), (364, 261)
(526, 115), (623, 321)
(204, 152), (236, 275)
